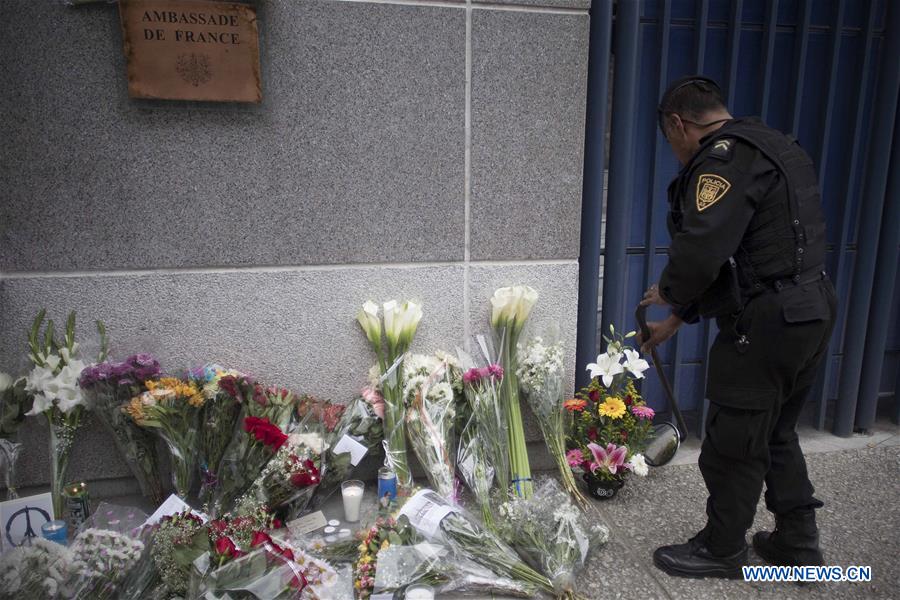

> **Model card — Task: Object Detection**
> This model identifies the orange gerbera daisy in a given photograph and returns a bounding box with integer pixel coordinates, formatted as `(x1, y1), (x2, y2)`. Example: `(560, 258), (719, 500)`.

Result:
(564, 398), (587, 412)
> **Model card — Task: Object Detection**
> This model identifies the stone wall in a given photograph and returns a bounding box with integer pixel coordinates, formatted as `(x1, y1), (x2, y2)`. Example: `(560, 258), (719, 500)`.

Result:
(0, 0), (589, 497)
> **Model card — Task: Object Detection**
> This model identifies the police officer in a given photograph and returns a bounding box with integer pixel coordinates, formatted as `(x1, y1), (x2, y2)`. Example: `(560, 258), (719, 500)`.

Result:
(639, 76), (837, 579)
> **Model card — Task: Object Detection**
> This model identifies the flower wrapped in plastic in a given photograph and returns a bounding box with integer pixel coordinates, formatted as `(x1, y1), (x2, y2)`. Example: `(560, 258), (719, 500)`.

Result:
(236, 430), (323, 520)
(457, 344), (508, 530)
(399, 488), (556, 596)
(357, 300), (423, 490)
(124, 376), (206, 498)
(498, 479), (608, 599)
(149, 510), (211, 597)
(404, 354), (459, 500)
(196, 530), (350, 599)
(517, 337), (590, 509)
(310, 392), (384, 508)
(66, 507), (148, 600)
(0, 538), (73, 599)
(79, 353), (165, 504)
(190, 365), (255, 504)
(23, 310), (101, 516)
(212, 383), (296, 515)
(0, 373), (29, 499)
(490, 286), (539, 498)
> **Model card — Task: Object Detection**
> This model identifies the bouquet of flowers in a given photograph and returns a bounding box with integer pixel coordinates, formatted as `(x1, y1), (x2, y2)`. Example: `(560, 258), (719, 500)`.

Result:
(357, 300), (423, 490)
(236, 430), (323, 519)
(310, 392), (383, 508)
(124, 376), (206, 498)
(517, 337), (590, 509)
(400, 489), (553, 596)
(23, 310), (100, 516)
(490, 286), (539, 498)
(0, 373), (30, 499)
(403, 353), (459, 500)
(189, 365), (255, 504)
(498, 480), (608, 599)
(79, 353), (165, 504)
(567, 326), (653, 486)
(66, 527), (146, 599)
(197, 530), (348, 599)
(213, 411), (294, 515)
(352, 515), (426, 599)
(0, 537), (73, 599)
(150, 510), (211, 597)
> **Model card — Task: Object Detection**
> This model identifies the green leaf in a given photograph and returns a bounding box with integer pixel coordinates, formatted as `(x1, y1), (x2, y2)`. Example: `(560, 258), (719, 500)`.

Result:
(66, 311), (76, 350)
(96, 320), (109, 362)
(44, 319), (56, 356)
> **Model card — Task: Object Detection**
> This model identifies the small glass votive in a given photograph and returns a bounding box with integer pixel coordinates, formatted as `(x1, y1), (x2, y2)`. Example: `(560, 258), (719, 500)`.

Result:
(41, 519), (68, 545)
(405, 583), (435, 600)
(341, 479), (365, 523)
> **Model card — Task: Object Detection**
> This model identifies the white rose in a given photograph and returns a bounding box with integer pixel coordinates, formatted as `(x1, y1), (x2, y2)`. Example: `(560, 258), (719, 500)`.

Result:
(628, 453), (649, 477)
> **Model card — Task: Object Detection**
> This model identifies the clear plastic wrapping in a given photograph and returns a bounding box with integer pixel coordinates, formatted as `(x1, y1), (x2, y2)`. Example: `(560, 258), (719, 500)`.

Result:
(404, 356), (459, 500)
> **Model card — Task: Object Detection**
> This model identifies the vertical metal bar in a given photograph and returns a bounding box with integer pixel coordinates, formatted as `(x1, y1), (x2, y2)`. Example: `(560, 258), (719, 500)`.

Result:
(599, 0), (641, 340)
(822, 0), (878, 436)
(835, 0), (900, 435)
(759, 0), (779, 120)
(695, 0), (709, 73)
(725, 0), (744, 107)
(813, 0), (846, 430)
(643, 0), (681, 418)
(789, 0), (812, 136)
(575, 0), (614, 391)
(857, 99), (900, 430)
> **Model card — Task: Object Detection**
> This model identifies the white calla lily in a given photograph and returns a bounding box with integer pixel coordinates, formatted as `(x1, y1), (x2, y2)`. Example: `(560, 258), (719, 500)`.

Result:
(356, 301), (382, 348)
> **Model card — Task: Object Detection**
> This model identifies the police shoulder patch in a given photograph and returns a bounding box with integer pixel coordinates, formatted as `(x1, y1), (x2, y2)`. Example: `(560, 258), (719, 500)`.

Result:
(695, 174), (731, 211)
(708, 138), (734, 161)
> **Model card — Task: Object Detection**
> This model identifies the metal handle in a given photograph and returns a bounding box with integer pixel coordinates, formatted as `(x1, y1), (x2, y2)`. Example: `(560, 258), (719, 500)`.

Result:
(635, 305), (687, 441)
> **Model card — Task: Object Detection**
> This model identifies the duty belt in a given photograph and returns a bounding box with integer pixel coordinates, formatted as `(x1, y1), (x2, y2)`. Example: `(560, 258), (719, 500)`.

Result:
(764, 265), (827, 293)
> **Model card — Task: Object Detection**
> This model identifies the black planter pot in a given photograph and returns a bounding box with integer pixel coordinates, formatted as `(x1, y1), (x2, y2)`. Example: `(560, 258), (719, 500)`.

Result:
(583, 473), (624, 500)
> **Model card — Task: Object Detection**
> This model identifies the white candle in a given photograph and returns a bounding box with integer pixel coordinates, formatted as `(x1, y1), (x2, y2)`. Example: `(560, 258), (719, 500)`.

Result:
(405, 584), (435, 600)
(341, 480), (364, 522)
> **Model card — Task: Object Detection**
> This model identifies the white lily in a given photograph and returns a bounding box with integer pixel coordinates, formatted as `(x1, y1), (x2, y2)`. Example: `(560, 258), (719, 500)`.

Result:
(586, 352), (624, 387)
(622, 348), (650, 379)
(398, 301), (423, 346)
(356, 301), (382, 347)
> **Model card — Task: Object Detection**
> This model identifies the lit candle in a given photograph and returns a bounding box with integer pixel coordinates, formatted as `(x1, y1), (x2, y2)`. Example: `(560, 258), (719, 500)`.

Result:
(405, 584), (435, 600)
(41, 520), (68, 545)
(341, 480), (365, 522)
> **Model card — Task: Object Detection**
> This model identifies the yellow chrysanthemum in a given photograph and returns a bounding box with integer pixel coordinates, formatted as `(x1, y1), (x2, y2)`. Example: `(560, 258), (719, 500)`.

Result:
(124, 397), (146, 422)
(599, 396), (626, 419)
(188, 393), (205, 407)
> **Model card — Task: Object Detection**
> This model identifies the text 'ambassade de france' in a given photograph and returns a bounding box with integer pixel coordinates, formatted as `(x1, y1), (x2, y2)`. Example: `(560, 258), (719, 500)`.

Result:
(141, 9), (242, 45)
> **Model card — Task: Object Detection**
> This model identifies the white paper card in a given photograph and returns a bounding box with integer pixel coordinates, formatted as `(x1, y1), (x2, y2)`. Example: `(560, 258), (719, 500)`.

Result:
(371, 595), (393, 600)
(144, 494), (207, 527)
(399, 489), (457, 540)
(333, 434), (368, 466)
(0, 492), (55, 553)
(288, 510), (328, 535)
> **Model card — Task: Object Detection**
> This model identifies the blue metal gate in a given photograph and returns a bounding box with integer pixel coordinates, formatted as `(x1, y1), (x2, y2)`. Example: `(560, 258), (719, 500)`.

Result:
(577, 0), (900, 436)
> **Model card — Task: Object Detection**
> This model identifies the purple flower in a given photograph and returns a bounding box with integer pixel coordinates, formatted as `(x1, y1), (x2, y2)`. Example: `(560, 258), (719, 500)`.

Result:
(128, 354), (161, 381)
(487, 363), (504, 380)
(462, 368), (482, 385)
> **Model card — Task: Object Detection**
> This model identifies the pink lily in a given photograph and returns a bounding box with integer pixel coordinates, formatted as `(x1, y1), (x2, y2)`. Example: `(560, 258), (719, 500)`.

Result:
(587, 442), (628, 475)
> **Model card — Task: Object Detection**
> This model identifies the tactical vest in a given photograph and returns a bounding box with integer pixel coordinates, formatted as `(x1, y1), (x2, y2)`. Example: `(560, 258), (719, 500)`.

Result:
(670, 118), (827, 313)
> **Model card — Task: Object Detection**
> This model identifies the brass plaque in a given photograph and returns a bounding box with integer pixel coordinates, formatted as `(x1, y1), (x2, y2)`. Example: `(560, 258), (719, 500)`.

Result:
(119, 0), (261, 103)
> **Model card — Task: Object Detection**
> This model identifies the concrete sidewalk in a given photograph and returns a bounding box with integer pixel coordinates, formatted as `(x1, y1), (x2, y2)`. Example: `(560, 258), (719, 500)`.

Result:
(579, 422), (900, 599)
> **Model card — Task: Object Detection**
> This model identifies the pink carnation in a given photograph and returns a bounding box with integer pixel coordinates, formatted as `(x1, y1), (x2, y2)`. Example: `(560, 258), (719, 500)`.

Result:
(361, 386), (385, 420)
(631, 405), (655, 420)
(566, 448), (585, 468)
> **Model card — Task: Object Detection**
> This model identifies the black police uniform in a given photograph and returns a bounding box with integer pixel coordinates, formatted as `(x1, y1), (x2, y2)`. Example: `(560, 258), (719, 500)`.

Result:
(658, 117), (837, 557)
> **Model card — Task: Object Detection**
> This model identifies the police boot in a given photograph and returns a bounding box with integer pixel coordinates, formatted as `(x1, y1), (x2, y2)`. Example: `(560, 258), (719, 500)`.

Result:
(753, 510), (824, 566)
(653, 531), (748, 579)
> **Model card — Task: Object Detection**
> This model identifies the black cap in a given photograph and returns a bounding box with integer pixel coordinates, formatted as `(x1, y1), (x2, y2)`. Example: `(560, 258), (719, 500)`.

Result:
(658, 75), (722, 109)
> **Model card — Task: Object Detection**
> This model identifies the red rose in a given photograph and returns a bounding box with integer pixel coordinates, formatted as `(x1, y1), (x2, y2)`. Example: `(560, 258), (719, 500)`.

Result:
(272, 518), (283, 529)
(624, 394), (633, 406)
(215, 536), (239, 558)
(620, 430), (629, 441)
(289, 572), (308, 590)
(210, 520), (227, 534)
(251, 531), (273, 548)
(589, 389), (600, 403)
(587, 427), (598, 441)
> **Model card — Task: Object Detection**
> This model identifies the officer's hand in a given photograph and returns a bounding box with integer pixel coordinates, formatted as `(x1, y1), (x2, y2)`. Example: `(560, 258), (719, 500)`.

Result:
(640, 283), (668, 307)
(637, 315), (683, 353)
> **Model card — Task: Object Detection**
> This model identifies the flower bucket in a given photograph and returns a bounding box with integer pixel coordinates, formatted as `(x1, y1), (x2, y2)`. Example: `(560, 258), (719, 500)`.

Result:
(582, 473), (624, 500)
